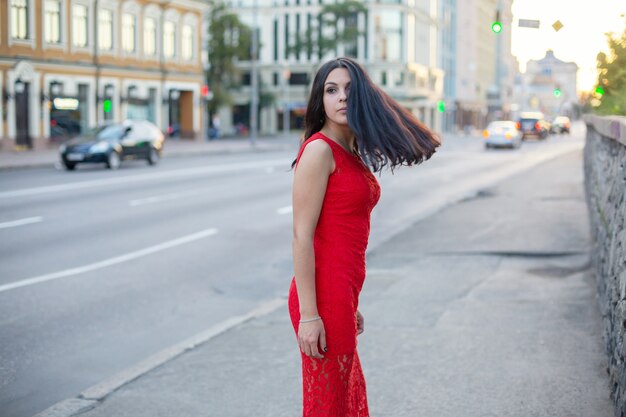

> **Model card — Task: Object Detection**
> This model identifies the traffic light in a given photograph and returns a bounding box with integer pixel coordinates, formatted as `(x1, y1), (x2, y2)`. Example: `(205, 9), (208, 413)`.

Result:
(103, 99), (112, 113)
(492, 10), (502, 34)
(437, 100), (445, 113)
(595, 86), (605, 96)
(553, 88), (561, 97)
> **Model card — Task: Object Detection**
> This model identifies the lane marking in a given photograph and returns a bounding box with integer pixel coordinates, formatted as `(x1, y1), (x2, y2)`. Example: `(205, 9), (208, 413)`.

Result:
(0, 158), (290, 199)
(129, 190), (200, 207)
(0, 228), (218, 293)
(277, 205), (292, 215)
(0, 216), (43, 229)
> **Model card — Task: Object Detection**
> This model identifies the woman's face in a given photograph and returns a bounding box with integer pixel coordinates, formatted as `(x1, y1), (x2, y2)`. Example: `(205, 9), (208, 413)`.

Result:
(322, 68), (351, 128)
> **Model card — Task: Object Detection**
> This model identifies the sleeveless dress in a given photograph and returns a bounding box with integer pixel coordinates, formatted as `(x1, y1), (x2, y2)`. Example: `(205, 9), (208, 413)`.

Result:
(288, 132), (381, 417)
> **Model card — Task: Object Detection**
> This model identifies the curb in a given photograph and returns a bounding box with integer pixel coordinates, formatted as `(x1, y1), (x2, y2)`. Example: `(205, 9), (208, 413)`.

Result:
(33, 298), (287, 417)
(0, 140), (298, 171)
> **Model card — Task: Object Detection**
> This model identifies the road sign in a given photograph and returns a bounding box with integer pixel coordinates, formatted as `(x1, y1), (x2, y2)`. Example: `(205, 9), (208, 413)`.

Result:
(518, 19), (540, 28)
(552, 20), (564, 32)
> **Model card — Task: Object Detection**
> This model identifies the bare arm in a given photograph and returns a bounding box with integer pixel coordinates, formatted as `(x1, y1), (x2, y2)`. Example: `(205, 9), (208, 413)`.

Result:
(292, 139), (334, 358)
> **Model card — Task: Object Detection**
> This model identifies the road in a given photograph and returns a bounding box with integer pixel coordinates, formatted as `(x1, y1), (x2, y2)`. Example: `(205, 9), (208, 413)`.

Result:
(0, 126), (585, 417)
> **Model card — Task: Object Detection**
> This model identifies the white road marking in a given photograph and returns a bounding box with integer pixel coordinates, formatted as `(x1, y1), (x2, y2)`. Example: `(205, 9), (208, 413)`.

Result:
(0, 216), (43, 229)
(0, 228), (218, 293)
(0, 158), (290, 199)
(129, 190), (200, 207)
(277, 205), (292, 215)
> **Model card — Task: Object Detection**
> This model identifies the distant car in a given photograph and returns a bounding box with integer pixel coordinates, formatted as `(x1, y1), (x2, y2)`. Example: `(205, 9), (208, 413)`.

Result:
(483, 121), (523, 149)
(59, 120), (164, 171)
(517, 112), (549, 140)
(550, 116), (571, 134)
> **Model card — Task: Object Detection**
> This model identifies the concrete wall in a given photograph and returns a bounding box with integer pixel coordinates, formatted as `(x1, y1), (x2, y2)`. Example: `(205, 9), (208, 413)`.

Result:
(584, 114), (626, 415)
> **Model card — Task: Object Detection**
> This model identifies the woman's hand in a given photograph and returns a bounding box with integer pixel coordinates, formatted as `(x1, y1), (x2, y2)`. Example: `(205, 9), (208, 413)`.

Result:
(356, 310), (365, 335)
(298, 319), (327, 359)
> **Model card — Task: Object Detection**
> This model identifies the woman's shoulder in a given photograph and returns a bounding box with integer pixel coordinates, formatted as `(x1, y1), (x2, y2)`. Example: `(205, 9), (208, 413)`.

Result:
(295, 134), (335, 170)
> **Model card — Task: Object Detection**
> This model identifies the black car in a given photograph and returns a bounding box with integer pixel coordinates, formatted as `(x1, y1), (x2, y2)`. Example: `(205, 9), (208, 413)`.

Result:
(517, 112), (549, 140)
(59, 120), (164, 170)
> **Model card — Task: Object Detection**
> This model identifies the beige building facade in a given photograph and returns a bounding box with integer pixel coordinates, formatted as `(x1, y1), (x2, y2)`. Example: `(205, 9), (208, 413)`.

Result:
(1, 0), (209, 150)
(455, 0), (516, 130)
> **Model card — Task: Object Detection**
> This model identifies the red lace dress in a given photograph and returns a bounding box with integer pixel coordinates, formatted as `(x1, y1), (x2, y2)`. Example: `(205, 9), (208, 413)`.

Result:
(288, 132), (381, 417)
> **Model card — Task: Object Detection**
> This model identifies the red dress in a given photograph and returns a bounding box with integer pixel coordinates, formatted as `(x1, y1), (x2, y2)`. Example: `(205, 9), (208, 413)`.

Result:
(289, 132), (381, 417)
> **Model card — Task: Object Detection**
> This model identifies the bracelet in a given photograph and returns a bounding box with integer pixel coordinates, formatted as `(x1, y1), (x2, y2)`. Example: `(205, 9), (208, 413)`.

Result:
(299, 316), (321, 324)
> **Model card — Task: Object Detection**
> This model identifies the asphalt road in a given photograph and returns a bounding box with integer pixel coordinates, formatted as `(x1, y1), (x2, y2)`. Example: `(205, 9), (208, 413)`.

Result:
(0, 126), (586, 417)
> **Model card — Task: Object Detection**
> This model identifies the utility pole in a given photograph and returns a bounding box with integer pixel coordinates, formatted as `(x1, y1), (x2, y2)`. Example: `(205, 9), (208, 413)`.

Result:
(494, 0), (503, 116)
(249, 0), (259, 145)
(94, 0), (100, 125)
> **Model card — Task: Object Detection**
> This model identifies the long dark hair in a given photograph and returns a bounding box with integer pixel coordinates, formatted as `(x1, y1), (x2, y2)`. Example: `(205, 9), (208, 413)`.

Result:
(299, 57), (440, 172)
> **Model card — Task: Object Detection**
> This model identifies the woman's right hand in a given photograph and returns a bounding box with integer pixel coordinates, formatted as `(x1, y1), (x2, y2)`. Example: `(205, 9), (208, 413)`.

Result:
(298, 319), (327, 359)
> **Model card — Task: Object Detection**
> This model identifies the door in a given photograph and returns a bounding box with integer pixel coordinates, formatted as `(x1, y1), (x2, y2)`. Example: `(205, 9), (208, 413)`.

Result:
(15, 82), (32, 149)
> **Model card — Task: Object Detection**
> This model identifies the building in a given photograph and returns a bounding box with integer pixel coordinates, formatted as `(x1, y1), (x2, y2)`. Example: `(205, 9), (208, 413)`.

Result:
(517, 50), (578, 117)
(0, 0), (210, 150)
(223, 0), (444, 136)
(454, 0), (515, 131)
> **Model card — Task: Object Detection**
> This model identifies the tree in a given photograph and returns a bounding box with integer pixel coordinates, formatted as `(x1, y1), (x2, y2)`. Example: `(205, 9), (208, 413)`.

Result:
(290, 0), (366, 60)
(206, 1), (252, 115)
(593, 20), (626, 115)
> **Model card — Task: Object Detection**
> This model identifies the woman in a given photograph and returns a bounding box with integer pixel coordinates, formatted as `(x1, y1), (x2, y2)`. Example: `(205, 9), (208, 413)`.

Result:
(288, 57), (439, 417)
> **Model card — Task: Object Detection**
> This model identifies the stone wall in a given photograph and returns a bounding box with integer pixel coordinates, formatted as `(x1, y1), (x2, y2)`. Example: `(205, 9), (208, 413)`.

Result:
(584, 115), (626, 416)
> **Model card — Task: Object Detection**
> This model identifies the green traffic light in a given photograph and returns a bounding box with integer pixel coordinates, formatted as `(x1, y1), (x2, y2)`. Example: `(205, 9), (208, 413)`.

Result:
(595, 86), (605, 96)
(491, 21), (502, 33)
(103, 99), (112, 113)
(437, 100), (445, 113)
(553, 89), (561, 97)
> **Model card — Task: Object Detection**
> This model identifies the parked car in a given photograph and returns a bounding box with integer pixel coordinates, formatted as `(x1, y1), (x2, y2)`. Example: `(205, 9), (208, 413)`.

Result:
(550, 116), (571, 134)
(59, 120), (164, 171)
(517, 112), (549, 140)
(483, 121), (523, 149)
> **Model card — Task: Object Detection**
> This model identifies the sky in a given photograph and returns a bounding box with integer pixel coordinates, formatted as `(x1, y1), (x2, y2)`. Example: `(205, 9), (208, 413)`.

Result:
(511, 0), (626, 93)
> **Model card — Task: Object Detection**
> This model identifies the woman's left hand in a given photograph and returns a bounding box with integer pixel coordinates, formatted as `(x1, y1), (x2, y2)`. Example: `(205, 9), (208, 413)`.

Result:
(356, 310), (364, 335)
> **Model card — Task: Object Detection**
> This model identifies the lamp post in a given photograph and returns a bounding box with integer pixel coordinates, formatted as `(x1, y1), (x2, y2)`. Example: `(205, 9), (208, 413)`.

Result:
(249, 0), (259, 145)
(282, 68), (290, 136)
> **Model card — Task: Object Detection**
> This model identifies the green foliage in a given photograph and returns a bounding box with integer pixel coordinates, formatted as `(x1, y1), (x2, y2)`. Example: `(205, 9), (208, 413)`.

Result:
(594, 20), (626, 115)
(289, 0), (366, 60)
(206, 1), (253, 114)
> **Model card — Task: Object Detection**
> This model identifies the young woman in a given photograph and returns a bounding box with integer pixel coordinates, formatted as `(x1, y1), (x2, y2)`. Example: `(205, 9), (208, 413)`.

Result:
(288, 57), (440, 417)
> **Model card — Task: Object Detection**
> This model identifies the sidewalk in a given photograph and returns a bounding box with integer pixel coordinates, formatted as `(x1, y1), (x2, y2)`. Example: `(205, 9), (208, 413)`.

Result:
(38, 149), (612, 417)
(0, 134), (299, 170)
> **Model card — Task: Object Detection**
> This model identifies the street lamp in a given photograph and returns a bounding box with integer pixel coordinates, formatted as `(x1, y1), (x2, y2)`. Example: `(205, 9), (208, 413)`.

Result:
(249, 0), (259, 145)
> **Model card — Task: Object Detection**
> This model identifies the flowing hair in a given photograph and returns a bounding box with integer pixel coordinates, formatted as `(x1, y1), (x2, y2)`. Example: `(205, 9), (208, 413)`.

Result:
(297, 57), (440, 172)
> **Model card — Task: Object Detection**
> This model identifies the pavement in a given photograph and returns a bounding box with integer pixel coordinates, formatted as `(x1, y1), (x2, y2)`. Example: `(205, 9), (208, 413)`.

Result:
(0, 135), (299, 170)
(32, 145), (613, 417)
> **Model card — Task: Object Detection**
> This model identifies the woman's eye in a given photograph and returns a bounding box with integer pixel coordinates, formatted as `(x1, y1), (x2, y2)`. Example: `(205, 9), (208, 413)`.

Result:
(326, 88), (336, 94)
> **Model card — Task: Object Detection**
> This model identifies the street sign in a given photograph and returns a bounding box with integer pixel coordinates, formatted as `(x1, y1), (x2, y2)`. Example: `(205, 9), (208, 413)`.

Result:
(518, 19), (540, 28)
(552, 20), (564, 32)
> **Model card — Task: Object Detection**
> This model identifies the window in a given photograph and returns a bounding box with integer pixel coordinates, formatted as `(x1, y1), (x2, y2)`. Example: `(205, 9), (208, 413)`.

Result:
(144, 17), (156, 56)
(72, 4), (88, 47)
(122, 13), (136, 52)
(44, 0), (61, 43)
(374, 11), (402, 62)
(11, 0), (29, 39)
(181, 24), (193, 60)
(99, 9), (113, 50)
(164, 21), (175, 58)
